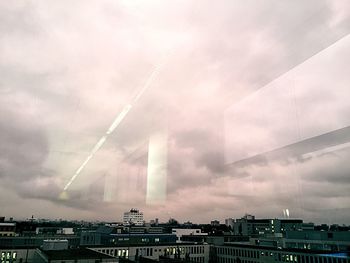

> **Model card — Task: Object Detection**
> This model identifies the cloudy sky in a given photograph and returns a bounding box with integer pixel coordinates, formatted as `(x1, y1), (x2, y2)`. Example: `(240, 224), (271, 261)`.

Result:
(1, 0), (350, 224)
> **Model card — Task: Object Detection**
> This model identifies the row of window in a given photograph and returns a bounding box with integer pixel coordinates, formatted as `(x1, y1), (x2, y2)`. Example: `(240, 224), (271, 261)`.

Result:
(191, 256), (205, 263)
(97, 248), (129, 258)
(82, 235), (95, 242)
(216, 255), (349, 263)
(163, 246), (203, 256)
(0, 234), (15, 237)
(136, 246), (206, 260)
(164, 246), (205, 255)
(295, 255), (349, 263)
(0, 227), (15, 231)
(215, 247), (350, 263)
(95, 245), (206, 258)
(286, 242), (347, 251)
(1, 251), (17, 262)
(215, 247), (260, 259)
(137, 247), (153, 257)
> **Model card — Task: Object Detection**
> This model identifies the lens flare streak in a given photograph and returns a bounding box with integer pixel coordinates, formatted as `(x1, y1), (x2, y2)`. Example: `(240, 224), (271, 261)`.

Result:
(63, 56), (169, 191)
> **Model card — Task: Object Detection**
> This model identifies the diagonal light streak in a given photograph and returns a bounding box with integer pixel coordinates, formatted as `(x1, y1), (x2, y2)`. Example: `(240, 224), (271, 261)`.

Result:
(63, 55), (170, 191)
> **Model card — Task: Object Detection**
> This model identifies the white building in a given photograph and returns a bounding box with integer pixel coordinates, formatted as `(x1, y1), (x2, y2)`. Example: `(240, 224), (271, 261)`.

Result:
(123, 209), (144, 226)
(56, 228), (74, 235)
(225, 218), (235, 229)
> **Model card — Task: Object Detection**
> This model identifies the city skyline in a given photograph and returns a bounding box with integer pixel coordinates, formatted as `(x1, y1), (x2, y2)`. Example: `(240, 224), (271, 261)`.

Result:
(1, 211), (349, 227)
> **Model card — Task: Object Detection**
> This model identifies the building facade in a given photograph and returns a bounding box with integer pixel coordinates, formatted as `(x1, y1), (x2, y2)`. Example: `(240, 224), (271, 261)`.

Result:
(88, 243), (211, 263)
(233, 217), (303, 236)
(123, 209), (144, 226)
(171, 229), (207, 242)
(0, 223), (16, 237)
(211, 243), (350, 263)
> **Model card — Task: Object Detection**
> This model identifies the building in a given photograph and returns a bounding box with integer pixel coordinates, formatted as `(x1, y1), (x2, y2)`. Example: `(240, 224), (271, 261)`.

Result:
(35, 226), (74, 235)
(249, 230), (350, 252)
(211, 243), (350, 263)
(34, 248), (117, 263)
(42, 239), (69, 251)
(225, 218), (235, 229)
(88, 242), (210, 262)
(150, 219), (159, 225)
(0, 248), (36, 263)
(171, 229), (207, 242)
(80, 225), (174, 246)
(211, 220), (220, 226)
(181, 234), (249, 246)
(284, 230), (350, 251)
(106, 233), (177, 246)
(0, 223), (16, 237)
(124, 209), (144, 226)
(0, 235), (80, 249)
(233, 216), (303, 236)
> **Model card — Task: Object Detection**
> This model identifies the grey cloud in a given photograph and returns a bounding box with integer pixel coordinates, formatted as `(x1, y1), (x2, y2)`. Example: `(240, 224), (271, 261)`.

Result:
(0, 0), (349, 223)
(0, 2), (42, 37)
(0, 107), (49, 180)
(300, 149), (350, 185)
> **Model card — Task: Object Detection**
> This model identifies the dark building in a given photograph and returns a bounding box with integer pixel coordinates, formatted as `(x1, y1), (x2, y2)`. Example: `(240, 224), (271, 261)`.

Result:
(211, 243), (350, 263)
(81, 230), (177, 246)
(0, 235), (80, 249)
(34, 248), (116, 262)
(0, 223), (16, 237)
(284, 231), (350, 251)
(233, 216), (303, 236)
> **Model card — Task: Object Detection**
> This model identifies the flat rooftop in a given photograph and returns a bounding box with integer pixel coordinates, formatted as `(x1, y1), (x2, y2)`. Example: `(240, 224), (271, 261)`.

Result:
(85, 242), (208, 248)
(220, 243), (350, 257)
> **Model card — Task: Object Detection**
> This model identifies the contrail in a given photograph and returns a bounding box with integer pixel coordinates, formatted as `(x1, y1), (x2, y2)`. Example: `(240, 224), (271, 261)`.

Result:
(63, 55), (170, 191)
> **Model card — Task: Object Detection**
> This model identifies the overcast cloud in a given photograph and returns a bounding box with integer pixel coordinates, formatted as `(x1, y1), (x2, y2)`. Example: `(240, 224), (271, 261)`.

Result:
(0, 0), (350, 224)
